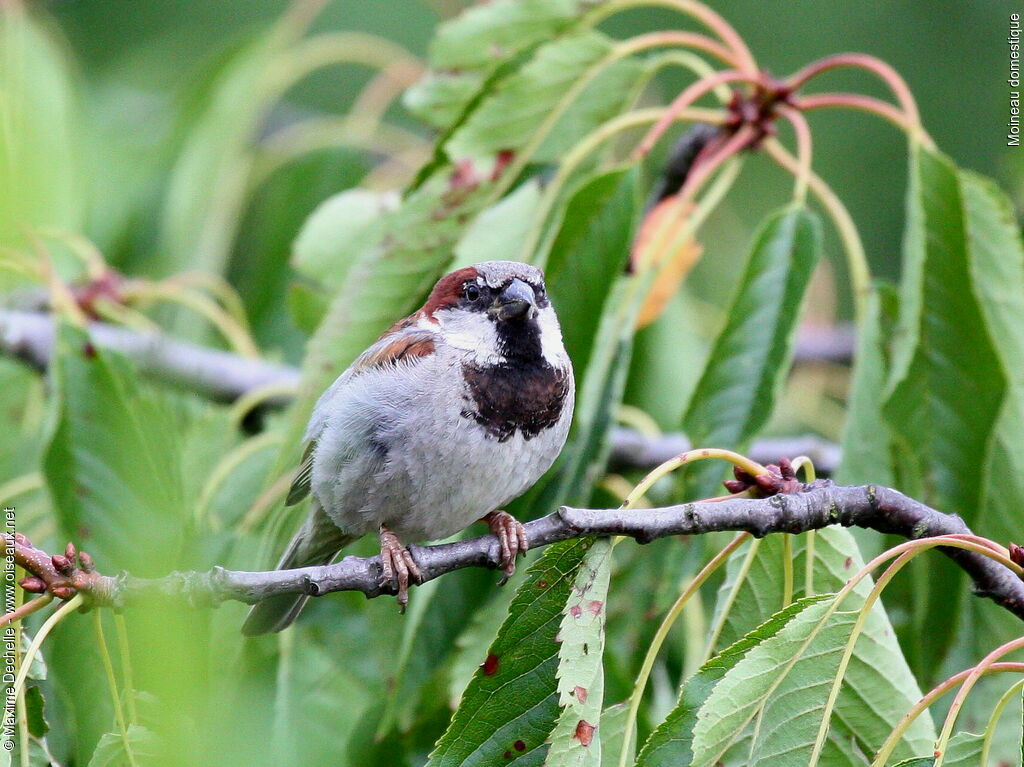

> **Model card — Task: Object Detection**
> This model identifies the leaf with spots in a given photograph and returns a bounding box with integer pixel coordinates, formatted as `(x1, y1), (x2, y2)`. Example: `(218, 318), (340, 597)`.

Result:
(426, 539), (594, 767)
(545, 538), (614, 767)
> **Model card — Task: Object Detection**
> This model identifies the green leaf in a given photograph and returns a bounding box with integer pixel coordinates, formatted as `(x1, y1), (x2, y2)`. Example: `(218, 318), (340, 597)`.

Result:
(291, 189), (399, 291)
(286, 280), (330, 335)
(376, 576), (442, 738)
(884, 147), (1004, 521)
(960, 170), (1024, 545)
(87, 725), (158, 767)
(447, 585), (519, 709)
(426, 539), (594, 767)
(689, 596), (848, 767)
(404, 70), (486, 129)
(445, 31), (643, 167)
(451, 180), (542, 270)
(273, 637), (375, 766)
(553, 278), (633, 508)
(836, 287), (894, 485)
(300, 172), (490, 398)
(544, 538), (614, 767)
(155, 29), (281, 277)
(883, 148), (1006, 676)
(931, 169), (1024, 765)
(405, 0), (579, 129)
(545, 169), (641, 509)
(43, 323), (188, 575)
(637, 596), (830, 767)
(232, 147), (369, 347)
(19, 631), (46, 681)
(24, 685), (48, 738)
(707, 528), (934, 761)
(0, 5), (82, 255)
(41, 326), (212, 763)
(429, 0), (578, 71)
(681, 206), (822, 498)
(544, 167), (636, 375)
(891, 731), (983, 767)
(599, 702), (636, 767)
(743, 613), (865, 765)
(10, 737), (59, 767)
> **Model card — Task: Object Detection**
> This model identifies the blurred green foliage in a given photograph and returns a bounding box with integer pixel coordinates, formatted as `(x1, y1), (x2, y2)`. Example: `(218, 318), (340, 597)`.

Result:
(2, 1), (1023, 765)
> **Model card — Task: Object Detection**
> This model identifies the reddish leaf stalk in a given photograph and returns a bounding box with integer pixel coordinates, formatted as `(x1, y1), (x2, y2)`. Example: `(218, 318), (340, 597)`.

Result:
(872, 662), (1024, 766)
(633, 70), (768, 158)
(934, 634), (1024, 765)
(785, 53), (921, 130)
(792, 93), (911, 132)
(0, 594), (53, 628)
(623, 29), (737, 69)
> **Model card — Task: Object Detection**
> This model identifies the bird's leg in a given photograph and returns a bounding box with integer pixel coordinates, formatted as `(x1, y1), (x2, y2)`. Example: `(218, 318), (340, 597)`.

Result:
(378, 526), (422, 613)
(481, 510), (529, 585)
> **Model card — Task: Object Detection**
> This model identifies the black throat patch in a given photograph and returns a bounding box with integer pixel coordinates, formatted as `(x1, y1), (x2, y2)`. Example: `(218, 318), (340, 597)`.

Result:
(461, 355), (570, 442)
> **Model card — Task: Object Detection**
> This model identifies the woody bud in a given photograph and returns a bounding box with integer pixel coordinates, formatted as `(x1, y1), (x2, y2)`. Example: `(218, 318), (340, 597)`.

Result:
(19, 577), (46, 594)
(1009, 542), (1024, 569)
(78, 551), (95, 573)
(52, 554), (73, 575)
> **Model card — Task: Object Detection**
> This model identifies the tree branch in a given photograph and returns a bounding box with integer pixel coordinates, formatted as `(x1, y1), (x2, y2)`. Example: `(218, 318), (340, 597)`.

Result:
(0, 308), (299, 404)
(0, 309), (844, 473)
(10, 482), (1024, 621)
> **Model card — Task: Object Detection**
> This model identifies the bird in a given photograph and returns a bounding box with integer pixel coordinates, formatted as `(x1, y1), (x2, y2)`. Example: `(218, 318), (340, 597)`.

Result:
(242, 260), (575, 635)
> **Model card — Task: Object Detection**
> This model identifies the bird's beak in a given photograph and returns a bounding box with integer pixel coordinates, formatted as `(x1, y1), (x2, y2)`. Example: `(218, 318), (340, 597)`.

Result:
(489, 278), (536, 321)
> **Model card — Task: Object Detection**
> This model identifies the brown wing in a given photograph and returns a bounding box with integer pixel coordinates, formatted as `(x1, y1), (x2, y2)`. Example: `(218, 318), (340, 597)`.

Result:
(350, 324), (437, 374)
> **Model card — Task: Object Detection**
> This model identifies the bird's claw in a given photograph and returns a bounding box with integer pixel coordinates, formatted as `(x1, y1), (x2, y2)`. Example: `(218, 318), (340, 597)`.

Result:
(378, 527), (422, 613)
(482, 510), (528, 585)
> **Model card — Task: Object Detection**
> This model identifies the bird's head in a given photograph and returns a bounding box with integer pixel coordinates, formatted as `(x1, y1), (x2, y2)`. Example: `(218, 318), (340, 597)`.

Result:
(422, 261), (565, 365)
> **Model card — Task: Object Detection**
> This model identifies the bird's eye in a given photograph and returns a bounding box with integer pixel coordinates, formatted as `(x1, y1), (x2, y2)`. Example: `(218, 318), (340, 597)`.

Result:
(464, 283), (481, 302)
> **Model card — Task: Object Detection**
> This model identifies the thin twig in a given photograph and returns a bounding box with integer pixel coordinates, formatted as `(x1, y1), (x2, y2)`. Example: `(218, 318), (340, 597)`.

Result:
(0, 309), (299, 404)
(0, 309), (850, 472)
(10, 483), (1024, 622)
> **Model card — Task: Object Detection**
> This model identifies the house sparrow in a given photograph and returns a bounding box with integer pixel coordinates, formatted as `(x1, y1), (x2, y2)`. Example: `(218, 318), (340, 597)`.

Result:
(242, 261), (574, 635)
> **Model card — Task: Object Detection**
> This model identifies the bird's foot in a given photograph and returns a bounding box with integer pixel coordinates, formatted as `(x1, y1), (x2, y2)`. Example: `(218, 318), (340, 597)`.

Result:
(482, 510), (528, 585)
(378, 526), (422, 613)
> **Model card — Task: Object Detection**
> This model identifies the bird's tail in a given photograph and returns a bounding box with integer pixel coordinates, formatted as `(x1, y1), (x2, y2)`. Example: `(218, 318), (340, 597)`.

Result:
(241, 502), (354, 636)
